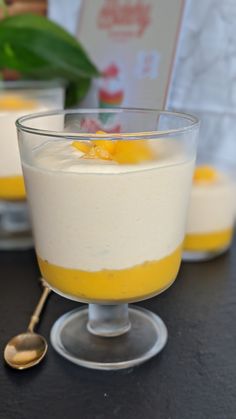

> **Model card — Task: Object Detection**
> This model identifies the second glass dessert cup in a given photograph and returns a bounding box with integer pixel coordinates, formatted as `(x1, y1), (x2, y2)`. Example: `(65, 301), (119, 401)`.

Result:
(16, 109), (199, 370)
(183, 153), (236, 262)
(0, 80), (64, 250)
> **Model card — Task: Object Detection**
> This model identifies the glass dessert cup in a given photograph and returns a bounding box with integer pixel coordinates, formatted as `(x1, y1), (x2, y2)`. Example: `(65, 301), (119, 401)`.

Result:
(0, 80), (64, 250)
(17, 109), (199, 370)
(183, 154), (236, 262)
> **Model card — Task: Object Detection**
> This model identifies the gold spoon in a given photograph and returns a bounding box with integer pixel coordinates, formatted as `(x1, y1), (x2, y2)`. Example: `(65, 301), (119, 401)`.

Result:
(4, 280), (51, 370)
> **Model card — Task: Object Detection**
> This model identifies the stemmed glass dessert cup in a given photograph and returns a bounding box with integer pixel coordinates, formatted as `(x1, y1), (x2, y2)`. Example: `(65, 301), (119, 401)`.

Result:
(0, 80), (64, 250)
(16, 109), (199, 370)
(183, 153), (236, 262)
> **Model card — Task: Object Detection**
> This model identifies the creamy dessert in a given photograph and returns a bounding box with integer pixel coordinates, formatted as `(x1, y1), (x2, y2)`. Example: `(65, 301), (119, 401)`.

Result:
(184, 165), (235, 254)
(0, 94), (51, 200)
(22, 138), (194, 303)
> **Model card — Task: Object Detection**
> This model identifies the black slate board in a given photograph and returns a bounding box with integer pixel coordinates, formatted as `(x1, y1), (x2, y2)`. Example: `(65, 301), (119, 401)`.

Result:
(0, 239), (235, 419)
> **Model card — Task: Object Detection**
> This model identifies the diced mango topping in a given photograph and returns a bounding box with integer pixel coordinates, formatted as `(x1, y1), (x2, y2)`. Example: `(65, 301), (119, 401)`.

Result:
(94, 139), (116, 154)
(72, 132), (155, 164)
(193, 165), (218, 183)
(114, 140), (154, 164)
(93, 130), (117, 155)
(0, 95), (36, 111)
(72, 139), (112, 160)
(72, 141), (91, 154)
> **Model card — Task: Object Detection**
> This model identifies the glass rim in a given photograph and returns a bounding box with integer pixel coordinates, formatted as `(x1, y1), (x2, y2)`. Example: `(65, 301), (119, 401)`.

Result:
(0, 79), (66, 90)
(16, 108), (200, 139)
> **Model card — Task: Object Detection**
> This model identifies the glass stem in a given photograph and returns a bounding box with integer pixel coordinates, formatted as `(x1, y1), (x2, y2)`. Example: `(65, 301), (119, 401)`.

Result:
(87, 304), (131, 337)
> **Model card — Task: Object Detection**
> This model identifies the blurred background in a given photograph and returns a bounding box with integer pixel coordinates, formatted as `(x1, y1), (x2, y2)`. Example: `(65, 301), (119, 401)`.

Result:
(1, 0), (236, 159)
(49, 0), (236, 160)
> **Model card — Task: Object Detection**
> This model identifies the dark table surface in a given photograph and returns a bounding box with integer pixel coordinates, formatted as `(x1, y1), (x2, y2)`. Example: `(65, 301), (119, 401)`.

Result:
(0, 239), (236, 419)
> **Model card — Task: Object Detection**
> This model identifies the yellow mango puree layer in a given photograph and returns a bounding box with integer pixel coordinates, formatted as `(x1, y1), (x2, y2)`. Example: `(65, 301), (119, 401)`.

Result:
(184, 228), (233, 251)
(0, 176), (26, 200)
(38, 245), (182, 302)
(0, 95), (36, 111)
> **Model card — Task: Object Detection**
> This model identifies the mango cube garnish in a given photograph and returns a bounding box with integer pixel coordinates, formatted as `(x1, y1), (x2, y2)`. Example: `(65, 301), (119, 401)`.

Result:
(94, 139), (116, 154)
(93, 130), (117, 155)
(72, 131), (155, 164)
(193, 165), (218, 183)
(0, 95), (36, 110)
(113, 140), (154, 164)
(72, 141), (91, 154)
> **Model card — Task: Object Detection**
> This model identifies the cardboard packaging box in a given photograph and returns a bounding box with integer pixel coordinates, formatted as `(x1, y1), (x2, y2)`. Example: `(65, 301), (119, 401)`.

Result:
(77, 0), (185, 109)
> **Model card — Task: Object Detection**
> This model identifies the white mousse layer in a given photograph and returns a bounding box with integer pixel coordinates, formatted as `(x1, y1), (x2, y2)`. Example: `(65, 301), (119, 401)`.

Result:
(186, 172), (235, 234)
(0, 104), (53, 177)
(23, 141), (194, 271)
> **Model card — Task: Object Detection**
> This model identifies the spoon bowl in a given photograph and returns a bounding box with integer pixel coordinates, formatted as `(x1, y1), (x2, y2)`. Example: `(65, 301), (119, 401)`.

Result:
(4, 332), (48, 370)
(4, 281), (51, 370)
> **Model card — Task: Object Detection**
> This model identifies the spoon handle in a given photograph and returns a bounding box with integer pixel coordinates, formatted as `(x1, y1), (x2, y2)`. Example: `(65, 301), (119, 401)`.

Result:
(27, 282), (51, 333)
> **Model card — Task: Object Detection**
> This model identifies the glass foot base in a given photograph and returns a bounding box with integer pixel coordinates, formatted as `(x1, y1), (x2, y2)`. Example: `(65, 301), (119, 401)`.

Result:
(182, 245), (229, 262)
(50, 306), (168, 370)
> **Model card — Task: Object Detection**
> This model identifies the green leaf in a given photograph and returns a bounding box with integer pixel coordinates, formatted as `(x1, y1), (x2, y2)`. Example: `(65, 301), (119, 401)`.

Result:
(0, 14), (100, 105)
(0, 0), (8, 18)
(0, 40), (50, 74)
(0, 26), (99, 79)
(65, 79), (91, 107)
(1, 13), (79, 48)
